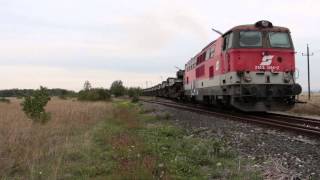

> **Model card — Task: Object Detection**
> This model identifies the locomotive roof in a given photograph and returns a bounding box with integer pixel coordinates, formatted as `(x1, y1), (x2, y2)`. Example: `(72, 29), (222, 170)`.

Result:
(186, 21), (290, 66)
(227, 24), (290, 33)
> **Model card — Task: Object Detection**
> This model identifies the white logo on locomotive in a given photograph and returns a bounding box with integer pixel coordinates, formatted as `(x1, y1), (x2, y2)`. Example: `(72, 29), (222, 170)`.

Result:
(260, 55), (274, 66)
(255, 55), (279, 71)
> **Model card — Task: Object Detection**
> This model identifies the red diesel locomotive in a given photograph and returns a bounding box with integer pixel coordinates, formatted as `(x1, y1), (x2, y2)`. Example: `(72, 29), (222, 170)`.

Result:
(143, 21), (302, 112)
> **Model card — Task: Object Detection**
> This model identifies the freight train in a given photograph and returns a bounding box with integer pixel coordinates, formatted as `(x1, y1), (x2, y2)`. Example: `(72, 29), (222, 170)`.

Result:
(143, 21), (302, 112)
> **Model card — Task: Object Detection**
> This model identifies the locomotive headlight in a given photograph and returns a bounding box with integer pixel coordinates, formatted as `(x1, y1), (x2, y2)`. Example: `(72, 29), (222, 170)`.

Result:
(255, 20), (273, 28)
(244, 76), (252, 82)
(243, 72), (252, 82)
(283, 72), (291, 83)
(261, 21), (269, 27)
(284, 76), (290, 83)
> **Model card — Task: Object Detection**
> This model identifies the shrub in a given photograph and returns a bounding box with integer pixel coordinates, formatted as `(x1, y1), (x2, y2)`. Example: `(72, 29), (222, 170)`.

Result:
(78, 88), (111, 101)
(21, 86), (51, 123)
(131, 94), (139, 103)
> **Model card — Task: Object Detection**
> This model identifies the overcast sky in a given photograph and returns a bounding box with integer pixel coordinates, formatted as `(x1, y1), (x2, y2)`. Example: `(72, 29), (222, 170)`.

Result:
(1, 0), (320, 91)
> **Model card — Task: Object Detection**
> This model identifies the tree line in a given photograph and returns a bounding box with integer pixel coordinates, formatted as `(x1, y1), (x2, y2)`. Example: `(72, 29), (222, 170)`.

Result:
(78, 80), (142, 101)
(0, 88), (76, 98)
(0, 80), (142, 101)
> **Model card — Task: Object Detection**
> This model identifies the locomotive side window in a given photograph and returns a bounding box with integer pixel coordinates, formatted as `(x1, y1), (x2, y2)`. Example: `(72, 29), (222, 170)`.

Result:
(209, 45), (215, 58)
(239, 31), (262, 47)
(205, 50), (210, 60)
(223, 33), (234, 51)
(227, 33), (234, 49)
(269, 32), (291, 48)
(222, 34), (229, 51)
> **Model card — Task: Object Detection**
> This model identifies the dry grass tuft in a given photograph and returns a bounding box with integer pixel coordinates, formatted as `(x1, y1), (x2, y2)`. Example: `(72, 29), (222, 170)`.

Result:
(0, 98), (111, 178)
(289, 93), (320, 116)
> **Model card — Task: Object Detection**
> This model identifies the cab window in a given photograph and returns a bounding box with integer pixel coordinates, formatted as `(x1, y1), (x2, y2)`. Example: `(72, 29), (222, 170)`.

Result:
(239, 31), (262, 47)
(269, 32), (291, 48)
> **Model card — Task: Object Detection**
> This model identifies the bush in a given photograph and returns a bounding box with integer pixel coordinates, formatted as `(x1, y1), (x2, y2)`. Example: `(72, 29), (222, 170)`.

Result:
(78, 88), (111, 101)
(21, 86), (51, 124)
(131, 94), (139, 103)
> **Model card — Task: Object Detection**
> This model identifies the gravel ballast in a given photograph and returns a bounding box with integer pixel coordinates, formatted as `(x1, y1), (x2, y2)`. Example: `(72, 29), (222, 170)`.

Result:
(142, 101), (320, 179)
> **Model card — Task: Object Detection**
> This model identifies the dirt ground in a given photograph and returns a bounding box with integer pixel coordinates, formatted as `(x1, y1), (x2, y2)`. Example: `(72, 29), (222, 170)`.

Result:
(142, 101), (320, 180)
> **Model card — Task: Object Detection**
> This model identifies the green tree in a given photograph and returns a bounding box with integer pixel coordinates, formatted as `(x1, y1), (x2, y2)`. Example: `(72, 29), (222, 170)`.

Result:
(83, 80), (92, 91)
(110, 80), (125, 97)
(21, 86), (51, 123)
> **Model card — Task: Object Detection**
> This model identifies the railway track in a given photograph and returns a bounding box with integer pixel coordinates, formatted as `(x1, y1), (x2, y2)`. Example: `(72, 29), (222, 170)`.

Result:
(141, 98), (320, 137)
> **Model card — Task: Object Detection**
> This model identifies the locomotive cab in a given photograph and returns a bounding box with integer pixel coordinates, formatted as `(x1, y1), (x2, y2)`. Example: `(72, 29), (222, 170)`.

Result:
(220, 20), (302, 111)
(145, 20), (302, 112)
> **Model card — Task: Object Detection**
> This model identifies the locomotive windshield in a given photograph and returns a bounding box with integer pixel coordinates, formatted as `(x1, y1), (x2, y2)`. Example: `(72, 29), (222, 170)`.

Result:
(268, 32), (291, 48)
(239, 31), (262, 47)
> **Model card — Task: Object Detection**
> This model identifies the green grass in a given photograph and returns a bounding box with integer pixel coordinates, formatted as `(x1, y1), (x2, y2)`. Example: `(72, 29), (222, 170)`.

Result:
(138, 115), (261, 179)
(27, 100), (261, 179)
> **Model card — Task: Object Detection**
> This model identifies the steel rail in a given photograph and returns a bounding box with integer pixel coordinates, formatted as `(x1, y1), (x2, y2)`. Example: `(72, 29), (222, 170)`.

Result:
(141, 99), (320, 137)
(264, 113), (320, 126)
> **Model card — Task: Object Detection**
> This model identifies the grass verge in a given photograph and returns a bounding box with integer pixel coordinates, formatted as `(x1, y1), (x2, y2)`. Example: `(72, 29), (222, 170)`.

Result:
(1, 99), (261, 179)
(59, 101), (261, 179)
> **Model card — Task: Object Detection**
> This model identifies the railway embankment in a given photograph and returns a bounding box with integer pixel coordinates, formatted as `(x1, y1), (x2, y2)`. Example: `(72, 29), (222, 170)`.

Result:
(142, 100), (320, 179)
